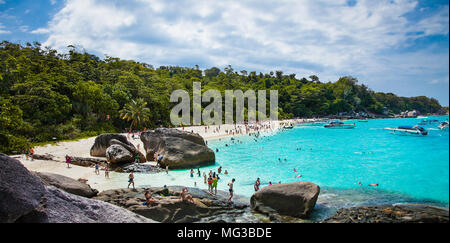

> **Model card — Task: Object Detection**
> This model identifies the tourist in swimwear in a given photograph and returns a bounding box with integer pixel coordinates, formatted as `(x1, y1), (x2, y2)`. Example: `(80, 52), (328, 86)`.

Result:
(29, 147), (34, 161)
(104, 164), (109, 178)
(218, 166), (222, 174)
(203, 172), (207, 184)
(207, 175), (213, 194)
(268, 181), (272, 186)
(128, 172), (135, 189)
(65, 155), (71, 168)
(165, 165), (169, 174)
(95, 163), (100, 175)
(180, 188), (194, 203)
(369, 184), (379, 187)
(228, 179), (235, 202)
(212, 175), (218, 195)
(190, 169), (194, 178)
(144, 189), (155, 207)
(197, 168), (201, 177)
(254, 178), (261, 191)
(224, 170), (228, 175)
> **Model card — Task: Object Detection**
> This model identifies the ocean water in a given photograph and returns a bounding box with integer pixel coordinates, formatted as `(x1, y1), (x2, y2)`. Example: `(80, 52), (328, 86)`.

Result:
(113, 116), (448, 220)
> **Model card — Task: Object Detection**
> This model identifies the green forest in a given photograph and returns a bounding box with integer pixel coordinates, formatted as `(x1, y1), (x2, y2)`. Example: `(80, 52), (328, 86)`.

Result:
(0, 41), (446, 154)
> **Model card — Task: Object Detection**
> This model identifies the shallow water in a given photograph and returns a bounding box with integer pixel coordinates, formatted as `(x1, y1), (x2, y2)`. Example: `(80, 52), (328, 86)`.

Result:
(99, 116), (449, 220)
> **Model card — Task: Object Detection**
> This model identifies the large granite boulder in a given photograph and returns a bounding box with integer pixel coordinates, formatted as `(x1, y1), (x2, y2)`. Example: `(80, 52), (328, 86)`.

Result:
(90, 133), (134, 157)
(109, 139), (146, 163)
(34, 172), (98, 198)
(0, 154), (45, 223)
(105, 144), (134, 164)
(17, 186), (156, 223)
(0, 154), (155, 223)
(250, 182), (320, 218)
(140, 129), (215, 169)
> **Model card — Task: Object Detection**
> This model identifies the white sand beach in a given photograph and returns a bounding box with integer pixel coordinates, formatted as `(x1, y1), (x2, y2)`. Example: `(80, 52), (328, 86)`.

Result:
(18, 119), (316, 192)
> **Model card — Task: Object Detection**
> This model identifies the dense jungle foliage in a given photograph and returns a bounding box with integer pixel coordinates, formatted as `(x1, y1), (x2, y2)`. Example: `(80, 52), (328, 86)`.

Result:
(0, 41), (444, 153)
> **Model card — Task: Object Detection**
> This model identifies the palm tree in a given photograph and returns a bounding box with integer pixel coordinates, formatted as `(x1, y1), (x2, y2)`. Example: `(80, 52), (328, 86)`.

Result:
(120, 98), (151, 132)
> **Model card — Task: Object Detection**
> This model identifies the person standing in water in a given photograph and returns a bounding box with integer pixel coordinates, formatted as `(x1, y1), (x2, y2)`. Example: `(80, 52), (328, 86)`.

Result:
(227, 179), (235, 202)
(212, 174), (218, 195)
(203, 172), (207, 184)
(128, 172), (135, 189)
(218, 166), (222, 174)
(165, 165), (169, 174)
(254, 178), (261, 191)
(207, 175), (213, 194)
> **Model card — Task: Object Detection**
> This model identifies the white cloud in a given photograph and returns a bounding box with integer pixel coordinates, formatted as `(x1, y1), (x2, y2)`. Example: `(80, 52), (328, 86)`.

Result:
(34, 0), (449, 102)
(0, 23), (10, 34)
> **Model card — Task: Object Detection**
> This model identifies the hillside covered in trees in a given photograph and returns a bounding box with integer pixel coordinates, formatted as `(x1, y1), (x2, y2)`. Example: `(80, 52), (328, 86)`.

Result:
(0, 41), (445, 153)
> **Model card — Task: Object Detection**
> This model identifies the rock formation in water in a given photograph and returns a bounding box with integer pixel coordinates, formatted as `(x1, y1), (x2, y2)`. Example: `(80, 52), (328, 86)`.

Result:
(250, 182), (320, 218)
(321, 204), (449, 223)
(140, 128), (215, 169)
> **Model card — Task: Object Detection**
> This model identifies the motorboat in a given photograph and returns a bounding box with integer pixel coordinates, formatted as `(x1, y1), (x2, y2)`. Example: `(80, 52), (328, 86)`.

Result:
(417, 116), (428, 119)
(438, 121), (449, 131)
(385, 125), (428, 136)
(418, 119), (440, 125)
(283, 126), (294, 129)
(324, 121), (356, 129)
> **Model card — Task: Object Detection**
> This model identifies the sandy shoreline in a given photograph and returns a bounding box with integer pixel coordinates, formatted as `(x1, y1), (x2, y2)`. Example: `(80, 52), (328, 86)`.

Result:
(18, 119), (319, 191)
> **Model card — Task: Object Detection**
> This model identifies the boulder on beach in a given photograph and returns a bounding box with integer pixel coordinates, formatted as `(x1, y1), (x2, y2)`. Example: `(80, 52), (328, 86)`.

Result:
(90, 133), (134, 157)
(0, 154), (45, 223)
(105, 144), (134, 164)
(109, 139), (146, 163)
(250, 182), (320, 218)
(140, 128), (215, 169)
(34, 172), (98, 198)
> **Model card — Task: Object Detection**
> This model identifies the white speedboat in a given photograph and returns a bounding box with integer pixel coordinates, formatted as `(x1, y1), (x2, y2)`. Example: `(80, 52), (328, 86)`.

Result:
(418, 119), (440, 125)
(385, 125), (428, 136)
(324, 121), (356, 129)
(438, 121), (449, 131)
(417, 116), (428, 119)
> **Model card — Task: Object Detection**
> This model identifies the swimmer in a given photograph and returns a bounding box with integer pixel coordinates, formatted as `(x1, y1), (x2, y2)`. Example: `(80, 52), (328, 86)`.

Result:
(369, 184), (379, 187)
(358, 181), (362, 186)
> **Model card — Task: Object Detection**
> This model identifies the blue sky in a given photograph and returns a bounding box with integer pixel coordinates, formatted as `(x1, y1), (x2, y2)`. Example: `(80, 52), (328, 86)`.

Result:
(1, 0), (449, 105)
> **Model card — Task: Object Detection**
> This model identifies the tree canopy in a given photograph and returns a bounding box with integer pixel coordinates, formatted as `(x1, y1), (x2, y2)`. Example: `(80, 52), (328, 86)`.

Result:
(0, 41), (445, 153)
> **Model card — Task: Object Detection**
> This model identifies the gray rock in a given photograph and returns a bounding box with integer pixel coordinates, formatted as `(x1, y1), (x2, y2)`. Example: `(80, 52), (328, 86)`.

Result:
(0, 154), (45, 223)
(140, 128), (215, 169)
(321, 204), (449, 223)
(18, 186), (156, 223)
(105, 144), (134, 164)
(122, 163), (165, 173)
(94, 187), (248, 223)
(90, 133), (134, 157)
(250, 182), (320, 218)
(109, 139), (146, 163)
(34, 172), (98, 198)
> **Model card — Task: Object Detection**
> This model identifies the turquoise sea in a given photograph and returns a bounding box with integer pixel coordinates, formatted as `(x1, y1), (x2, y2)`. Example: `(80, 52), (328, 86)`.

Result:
(138, 116), (448, 220)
